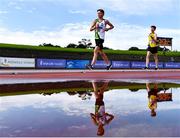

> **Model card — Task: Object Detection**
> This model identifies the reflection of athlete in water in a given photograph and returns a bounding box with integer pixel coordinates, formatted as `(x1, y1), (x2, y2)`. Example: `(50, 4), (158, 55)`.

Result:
(90, 81), (114, 136)
(146, 83), (160, 117)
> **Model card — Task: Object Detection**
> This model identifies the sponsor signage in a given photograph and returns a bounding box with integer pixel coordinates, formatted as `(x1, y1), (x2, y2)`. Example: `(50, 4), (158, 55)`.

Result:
(37, 59), (66, 68)
(66, 60), (89, 69)
(112, 61), (130, 69)
(131, 62), (163, 69)
(93, 61), (108, 69)
(149, 62), (164, 68)
(0, 57), (35, 68)
(131, 62), (146, 69)
(164, 62), (180, 69)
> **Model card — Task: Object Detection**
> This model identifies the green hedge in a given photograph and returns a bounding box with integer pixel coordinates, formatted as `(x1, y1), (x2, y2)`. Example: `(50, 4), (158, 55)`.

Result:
(0, 43), (180, 57)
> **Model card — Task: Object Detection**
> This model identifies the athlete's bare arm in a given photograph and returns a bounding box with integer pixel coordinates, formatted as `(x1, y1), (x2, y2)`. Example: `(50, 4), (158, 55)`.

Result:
(105, 20), (114, 31)
(105, 113), (114, 124)
(90, 113), (98, 125)
(90, 20), (97, 31)
(154, 34), (158, 42)
(151, 33), (158, 42)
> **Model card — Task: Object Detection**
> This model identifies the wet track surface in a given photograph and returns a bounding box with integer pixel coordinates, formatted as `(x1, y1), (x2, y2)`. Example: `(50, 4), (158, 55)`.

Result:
(0, 79), (180, 137)
(0, 69), (180, 84)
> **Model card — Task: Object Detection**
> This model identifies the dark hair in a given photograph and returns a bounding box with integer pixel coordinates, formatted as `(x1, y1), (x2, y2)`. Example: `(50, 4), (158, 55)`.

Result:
(97, 9), (105, 14)
(151, 25), (156, 30)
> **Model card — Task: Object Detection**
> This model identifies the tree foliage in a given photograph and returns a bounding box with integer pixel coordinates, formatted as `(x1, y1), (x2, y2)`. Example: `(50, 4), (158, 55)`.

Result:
(39, 43), (61, 48)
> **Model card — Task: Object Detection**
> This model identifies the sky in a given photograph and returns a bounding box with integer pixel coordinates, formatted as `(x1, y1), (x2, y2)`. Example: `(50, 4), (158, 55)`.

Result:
(1, 89), (180, 136)
(0, 0), (180, 50)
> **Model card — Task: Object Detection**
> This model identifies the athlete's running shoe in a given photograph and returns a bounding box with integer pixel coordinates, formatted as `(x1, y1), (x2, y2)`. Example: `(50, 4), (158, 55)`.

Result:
(144, 67), (150, 70)
(86, 64), (93, 70)
(107, 64), (112, 70)
(155, 67), (159, 70)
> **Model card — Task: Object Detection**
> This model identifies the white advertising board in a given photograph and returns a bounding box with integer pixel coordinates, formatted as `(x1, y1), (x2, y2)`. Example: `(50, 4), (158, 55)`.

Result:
(0, 57), (35, 68)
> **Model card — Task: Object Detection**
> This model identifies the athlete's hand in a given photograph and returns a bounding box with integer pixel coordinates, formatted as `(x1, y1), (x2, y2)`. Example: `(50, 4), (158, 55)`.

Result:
(104, 28), (109, 32)
(151, 36), (154, 40)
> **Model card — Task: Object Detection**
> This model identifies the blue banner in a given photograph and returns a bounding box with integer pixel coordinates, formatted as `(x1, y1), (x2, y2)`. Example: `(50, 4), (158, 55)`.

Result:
(93, 61), (108, 69)
(37, 59), (66, 68)
(131, 62), (146, 69)
(36, 58), (180, 69)
(112, 61), (130, 69)
(149, 62), (164, 68)
(66, 60), (89, 69)
(131, 62), (164, 69)
(164, 62), (180, 69)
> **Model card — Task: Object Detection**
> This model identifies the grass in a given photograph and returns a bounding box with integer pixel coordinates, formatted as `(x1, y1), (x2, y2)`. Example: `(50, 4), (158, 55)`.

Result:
(0, 43), (180, 57)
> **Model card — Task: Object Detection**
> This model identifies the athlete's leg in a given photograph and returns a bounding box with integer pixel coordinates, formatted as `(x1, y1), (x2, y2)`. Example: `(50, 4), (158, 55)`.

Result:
(153, 53), (159, 68)
(100, 81), (109, 93)
(99, 50), (110, 65)
(146, 83), (151, 92)
(92, 81), (99, 99)
(92, 81), (98, 93)
(91, 46), (100, 66)
(146, 51), (151, 67)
